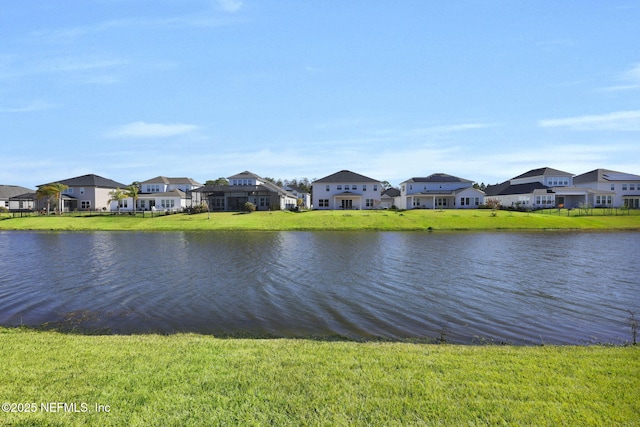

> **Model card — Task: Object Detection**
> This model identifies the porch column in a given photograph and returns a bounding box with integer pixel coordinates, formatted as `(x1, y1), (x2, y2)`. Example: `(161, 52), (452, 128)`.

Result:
(433, 195), (436, 210)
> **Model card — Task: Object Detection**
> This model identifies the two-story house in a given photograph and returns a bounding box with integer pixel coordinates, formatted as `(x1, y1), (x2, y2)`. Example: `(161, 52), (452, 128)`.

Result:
(398, 173), (484, 209)
(134, 176), (203, 212)
(194, 171), (298, 211)
(312, 170), (382, 210)
(573, 169), (640, 208)
(39, 174), (128, 212)
(485, 167), (614, 209)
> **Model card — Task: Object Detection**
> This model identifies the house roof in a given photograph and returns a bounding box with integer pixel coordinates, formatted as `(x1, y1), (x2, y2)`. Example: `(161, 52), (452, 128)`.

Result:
(573, 169), (640, 184)
(313, 170), (380, 184)
(485, 181), (549, 196)
(138, 189), (187, 198)
(41, 174), (127, 189)
(139, 176), (202, 186)
(228, 171), (263, 180)
(511, 167), (573, 180)
(0, 185), (34, 199)
(382, 188), (401, 197)
(401, 173), (473, 184)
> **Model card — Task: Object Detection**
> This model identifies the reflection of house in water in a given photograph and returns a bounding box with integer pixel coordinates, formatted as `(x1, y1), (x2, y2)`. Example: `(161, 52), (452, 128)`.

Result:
(194, 171), (298, 211)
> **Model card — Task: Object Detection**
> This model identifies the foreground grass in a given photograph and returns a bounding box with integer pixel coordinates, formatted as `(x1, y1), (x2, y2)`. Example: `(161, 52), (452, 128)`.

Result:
(1, 208), (640, 231)
(0, 328), (638, 426)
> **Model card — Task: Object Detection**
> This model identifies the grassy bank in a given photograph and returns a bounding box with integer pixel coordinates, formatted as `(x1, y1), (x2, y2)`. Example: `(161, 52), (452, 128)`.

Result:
(1, 208), (640, 231)
(1, 328), (638, 426)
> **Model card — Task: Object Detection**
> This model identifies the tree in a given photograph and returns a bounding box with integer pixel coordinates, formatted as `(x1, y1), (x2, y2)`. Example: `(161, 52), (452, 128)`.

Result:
(36, 182), (69, 214)
(381, 181), (392, 191)
(126, 183), (140, 214)
(206, 177), (229, 186)
(108, 188), (127, 214)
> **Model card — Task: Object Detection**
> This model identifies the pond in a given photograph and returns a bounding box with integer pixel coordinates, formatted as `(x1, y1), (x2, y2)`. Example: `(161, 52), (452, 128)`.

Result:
(1, 230), (638, 344)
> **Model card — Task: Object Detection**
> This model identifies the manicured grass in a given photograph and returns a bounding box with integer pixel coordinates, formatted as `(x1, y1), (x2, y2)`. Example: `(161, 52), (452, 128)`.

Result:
(1, 209), (640, 231)
(1, 328), (638, 426)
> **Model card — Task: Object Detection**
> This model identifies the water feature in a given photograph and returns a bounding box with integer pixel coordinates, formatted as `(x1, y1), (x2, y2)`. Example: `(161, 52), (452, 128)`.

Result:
(1, 230), (638, 344)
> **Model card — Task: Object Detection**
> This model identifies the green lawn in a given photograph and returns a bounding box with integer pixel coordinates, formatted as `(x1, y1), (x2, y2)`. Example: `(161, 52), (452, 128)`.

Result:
(1, 208), (639, 231)
(1, 327), (638, 426)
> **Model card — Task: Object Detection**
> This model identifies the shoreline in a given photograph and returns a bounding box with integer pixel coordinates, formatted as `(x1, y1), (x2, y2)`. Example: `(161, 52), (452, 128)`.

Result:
(1, 209), (639, 232)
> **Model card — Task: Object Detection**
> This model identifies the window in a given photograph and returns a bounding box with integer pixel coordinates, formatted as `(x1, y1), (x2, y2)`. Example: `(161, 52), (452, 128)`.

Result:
(81, 201), (91, 209)
(352, 185), (357, 190)
(622, 184), (628, 191)
(366, 199), (374, 207)
(611, 184), (615, 191)
(318, 199), (329, 207)
(337, 185), (342, 190)
(630, 184), (635, 191)
(326, 185), (330, 192)
(80, 188), (85, 195)
(363, 185), (367, 191)
(373, 184), (378, 192)
(535, 195), (554, 206)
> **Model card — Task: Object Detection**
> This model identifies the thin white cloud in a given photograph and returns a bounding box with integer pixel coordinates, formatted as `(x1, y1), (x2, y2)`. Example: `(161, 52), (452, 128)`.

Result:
(215, 0), (243, 13)
(538, 110), (640, 131)
(599, 63), (640, 92)
(107, 121), (200, 138)
(0, 100), (58, 113)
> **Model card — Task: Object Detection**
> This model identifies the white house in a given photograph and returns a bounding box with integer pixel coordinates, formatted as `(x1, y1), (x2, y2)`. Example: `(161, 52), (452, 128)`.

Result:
(485, 167), (615, 209)
(284, 184), (311, 209)
(380, 188), (401, 209)
(312, 170), (382, 210)
(398, 173), (484, 209)
(131, 176), (203, 212)
(573, 169), (640, 208)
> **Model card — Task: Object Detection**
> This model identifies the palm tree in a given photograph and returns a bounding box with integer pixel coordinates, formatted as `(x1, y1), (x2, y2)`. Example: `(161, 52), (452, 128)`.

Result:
(108, 188), (127, 214)
(126, 183), (140, 215)
(36, 182), (69, 214)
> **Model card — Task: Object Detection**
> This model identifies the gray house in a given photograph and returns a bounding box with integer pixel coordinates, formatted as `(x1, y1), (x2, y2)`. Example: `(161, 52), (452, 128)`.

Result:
(194, 171), (298, 211)
(1, 185), (34, 211)
(39, 174), (128, 212)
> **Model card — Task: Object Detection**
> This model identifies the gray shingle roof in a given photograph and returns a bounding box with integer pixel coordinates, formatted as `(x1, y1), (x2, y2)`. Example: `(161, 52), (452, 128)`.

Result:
(313, 170), (380, 184)
(402, 173), (472, 184)
(511, 167), (573, 180)
(485, 181), (549, 196)
(0, 185), (34, 199)
(139, 176), (202, 186)
(41, 174), (127, 189)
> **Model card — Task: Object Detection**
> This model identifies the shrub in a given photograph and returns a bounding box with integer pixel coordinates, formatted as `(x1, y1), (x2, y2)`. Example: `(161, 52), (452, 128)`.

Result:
(243, 202), (256, 212)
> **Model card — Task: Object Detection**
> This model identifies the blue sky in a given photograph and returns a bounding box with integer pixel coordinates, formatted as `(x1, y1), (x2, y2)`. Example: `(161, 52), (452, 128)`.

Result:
(2, 1), (639, 189)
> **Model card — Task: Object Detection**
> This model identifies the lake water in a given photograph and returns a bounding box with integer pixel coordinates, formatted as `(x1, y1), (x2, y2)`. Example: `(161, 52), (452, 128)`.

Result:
(1, 230), (638, 344)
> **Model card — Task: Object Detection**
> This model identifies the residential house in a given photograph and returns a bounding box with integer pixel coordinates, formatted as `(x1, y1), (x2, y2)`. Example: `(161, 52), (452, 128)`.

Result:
(194, 171), (298, 211)
(1, 185), (34, 211)
(132, 176), (203, 212)
(312, 170), (382, 210)
(380, 187), (401, 209)
(284, 184), (311, 209)
(573, 169), (640, 208)
(38, 174), (128, 212)
(398, 173), (484, 209)
(485, 167), (614, 209)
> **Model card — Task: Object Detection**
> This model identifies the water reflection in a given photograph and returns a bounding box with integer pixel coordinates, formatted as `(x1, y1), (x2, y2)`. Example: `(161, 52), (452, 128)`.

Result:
(0, 230), (638, 344)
